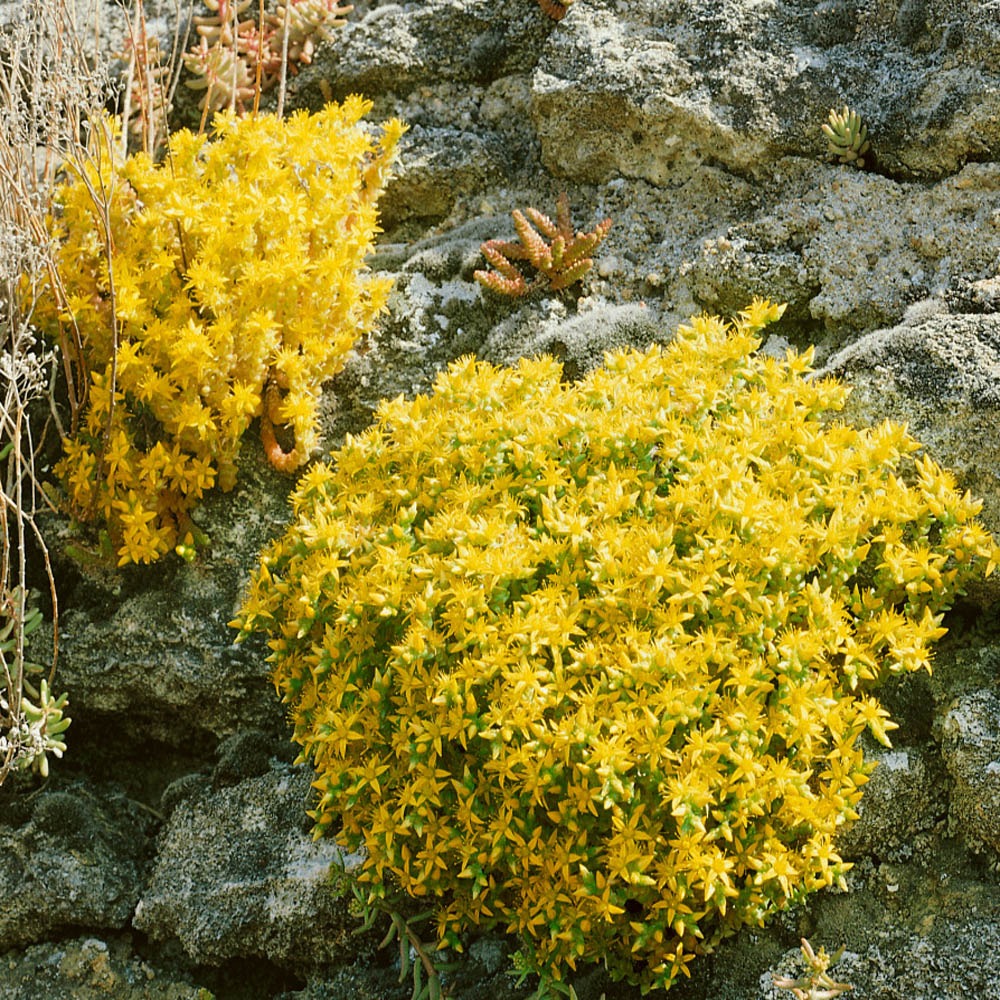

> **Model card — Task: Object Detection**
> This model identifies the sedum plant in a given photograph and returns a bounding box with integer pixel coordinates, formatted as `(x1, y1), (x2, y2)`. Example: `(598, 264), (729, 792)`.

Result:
(474, 193), (611, 298)
(184, 0), (354, 114)
(773, 938), (853, 1000)
(822, 106), (870, 168)
(0, 588), (70, 779)
(37, 100), (404, 565)
(234, 300), (997, 992)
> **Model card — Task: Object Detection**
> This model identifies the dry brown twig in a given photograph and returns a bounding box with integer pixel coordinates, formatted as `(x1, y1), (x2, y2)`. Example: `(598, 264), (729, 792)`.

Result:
(117, 0), (195, 156)
(182, 0), (353, 117)
(0, 0), (113, 781)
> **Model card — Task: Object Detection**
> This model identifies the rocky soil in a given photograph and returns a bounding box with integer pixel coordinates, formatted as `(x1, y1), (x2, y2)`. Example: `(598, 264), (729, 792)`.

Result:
(4, 1), (1000, 998)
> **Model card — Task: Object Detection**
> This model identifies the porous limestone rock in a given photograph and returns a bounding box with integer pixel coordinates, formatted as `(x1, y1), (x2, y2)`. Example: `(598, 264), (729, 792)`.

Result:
(837, 743), (949, 863)
(937, 688), (1000, 858)
(42, 455), (294, 747)
(0, 935), (206, 1000)
(480, 301), (661, 376)
(822, 307), (1000, 537)
(675, 162), (1000, 345)
(133, 759), (362, 968)
(757, 909), (1000, 1000)
(0, 781), (152, 950)
(531, 0), (1000, 183)
(293, 0), (548, 100)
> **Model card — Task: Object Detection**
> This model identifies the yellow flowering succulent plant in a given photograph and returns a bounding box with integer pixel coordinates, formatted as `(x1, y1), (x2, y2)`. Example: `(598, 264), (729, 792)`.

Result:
(234, 301), (997, 992)
(40, 99), (404, 565)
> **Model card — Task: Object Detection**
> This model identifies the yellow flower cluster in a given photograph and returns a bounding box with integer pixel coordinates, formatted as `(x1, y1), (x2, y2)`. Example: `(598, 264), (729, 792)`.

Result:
(234, 301), (998, 992)
(40, 100), (404, 565)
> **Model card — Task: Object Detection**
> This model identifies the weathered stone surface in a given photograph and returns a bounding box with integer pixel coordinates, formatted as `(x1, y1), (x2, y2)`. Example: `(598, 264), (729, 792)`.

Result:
(532, 0), (781, 185)
(662, 841), (1000, 1000)
(481, 301), (661, 376)
(379, 125), (509, 225)
(44, 454), (294, 748)
(822, 308), (1000, 536)
(0, 781), (153, 950)
(838, 743), (949, 863)
(0, 936), (205, 1000)
(298, 0), (549, 98)
(11, 0), (1000, 997)
(133, 760), (361, 968)
(676, 162), (1000, 344)
(531, 0), (1000, 183)
(937, 689), (1000, 857)
(757, 914), (1000, 1000)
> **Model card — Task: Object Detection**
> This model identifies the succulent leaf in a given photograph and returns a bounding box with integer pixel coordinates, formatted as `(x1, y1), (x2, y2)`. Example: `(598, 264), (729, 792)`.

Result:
(822, 106), (870, 167)
(475, 194), (612, 297)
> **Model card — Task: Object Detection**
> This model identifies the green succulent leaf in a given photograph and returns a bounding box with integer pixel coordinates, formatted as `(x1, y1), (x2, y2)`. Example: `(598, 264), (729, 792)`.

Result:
(822, 105), (871, 167)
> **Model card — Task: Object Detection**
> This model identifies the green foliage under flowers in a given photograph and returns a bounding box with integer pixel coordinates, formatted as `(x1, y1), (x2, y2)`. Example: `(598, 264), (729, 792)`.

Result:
(234, 300), (997, 993)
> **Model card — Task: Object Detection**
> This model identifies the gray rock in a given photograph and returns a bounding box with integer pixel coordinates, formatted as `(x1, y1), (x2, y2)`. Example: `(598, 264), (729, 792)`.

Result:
(14, 0), (1000, 997)
(937, 689), (1000, 858)
(0, 935), (205, 1000)
(838, 743), (949, 863)
(295, 0), (548, 99)
(134, 762), (361, 968)
(282, 968), (410, 1000)
(664, 841), (1000, 1000)
(531, 0), (1000, 183)
(321, 266), (486, 433)
(673, 160), (1000, 346)
(44, 453), (294, 747)
(822, 309), (1000, 538)
(481, 301), (662, 376)
(0, 782), (152, 950)
(379, 125), (509, 226)
(757, 917), (1000, 1000)
(532, 0), (780, 184)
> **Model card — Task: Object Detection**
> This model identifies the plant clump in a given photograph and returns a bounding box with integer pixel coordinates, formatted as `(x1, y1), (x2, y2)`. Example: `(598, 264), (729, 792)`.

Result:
(235, 300), (997, 993)
(37, 100), (404, 565)
(0, 588), (70, 779)
(773, 938), (853, 1000)
(474, 192), (611, 297)
(184, 0), (353, 113)
(822, 106), (870, 168)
